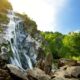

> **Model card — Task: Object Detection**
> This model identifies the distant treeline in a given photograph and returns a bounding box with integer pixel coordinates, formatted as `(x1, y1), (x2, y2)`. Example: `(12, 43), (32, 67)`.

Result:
(41, 31), (80, 61)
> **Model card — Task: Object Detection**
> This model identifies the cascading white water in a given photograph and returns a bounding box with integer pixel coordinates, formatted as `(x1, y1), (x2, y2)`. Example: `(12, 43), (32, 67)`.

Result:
(5, 11), (37, 69)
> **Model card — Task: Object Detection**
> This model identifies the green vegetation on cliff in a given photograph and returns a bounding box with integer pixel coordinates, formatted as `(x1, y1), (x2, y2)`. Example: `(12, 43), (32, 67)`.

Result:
(0, 0), (12, 32)
(15, 13), (37, 37)
(0, 0), (12, 13)
(0, 0), (37, 35)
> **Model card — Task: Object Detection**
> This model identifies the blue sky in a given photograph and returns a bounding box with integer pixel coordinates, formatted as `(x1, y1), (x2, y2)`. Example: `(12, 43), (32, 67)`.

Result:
(9, 0), (80, 34)
(57, 0), (80, 33)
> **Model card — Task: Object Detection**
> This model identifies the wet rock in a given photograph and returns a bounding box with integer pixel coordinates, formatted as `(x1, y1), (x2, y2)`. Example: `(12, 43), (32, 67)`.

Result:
(58, 58), (77, 67)
(0, 59), (6, 69)
(53, 69), (66, 78)
(0, 46), (9, 69)
(51, 77), (79, 80)
(77, 61), (80, 66)
(0, 69), (12, 80)
(0, 46), (8, 68)
(36, 47), (45, 71)
(27, 68), (50, 80)
(36, 47), (45, 61)
(0, 46), (9, 60)
(36, 53), (53, 75)
(6, 64), (28, 80)
(36, 59), (45, 71)
(0, 34), (7, 44)
(65, 66), (80, 78)
(44, 53), (53, 74)
(52, 65), (80, 79)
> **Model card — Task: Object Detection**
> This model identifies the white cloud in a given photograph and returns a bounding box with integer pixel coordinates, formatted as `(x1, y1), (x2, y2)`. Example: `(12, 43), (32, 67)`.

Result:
(74, 29), (80, 33)
(8, 0), (68, 32)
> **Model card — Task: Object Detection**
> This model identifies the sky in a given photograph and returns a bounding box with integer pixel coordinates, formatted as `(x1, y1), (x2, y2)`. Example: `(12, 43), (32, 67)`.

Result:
(8, 0), (80, 34)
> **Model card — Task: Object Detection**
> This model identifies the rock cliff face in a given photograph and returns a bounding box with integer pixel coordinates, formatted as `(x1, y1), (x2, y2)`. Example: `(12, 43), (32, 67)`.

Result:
(0, 11), (41, 79)
(1, 11), (41, 70)
(0, 24), (80, 80)
(0, 26), (80, 80)
(0, 1), (80, 80)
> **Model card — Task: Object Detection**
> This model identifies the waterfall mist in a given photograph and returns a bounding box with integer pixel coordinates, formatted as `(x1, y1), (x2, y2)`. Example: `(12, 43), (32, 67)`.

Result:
(5, 11), (37, 70)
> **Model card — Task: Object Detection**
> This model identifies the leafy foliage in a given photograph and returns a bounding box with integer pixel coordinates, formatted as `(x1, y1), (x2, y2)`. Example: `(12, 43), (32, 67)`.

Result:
(41, 31), (80, 60)
(0, 0), (37, 36)
(15, 13), (37, 37)
(0, 0), (12, 13)
(0, 13), (9, 24)
(0, 0), (12, 32)
(63, 32), (80, 60)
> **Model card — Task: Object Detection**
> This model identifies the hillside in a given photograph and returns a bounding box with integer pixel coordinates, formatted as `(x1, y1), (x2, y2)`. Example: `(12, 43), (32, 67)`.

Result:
(0, 0), (80, 80)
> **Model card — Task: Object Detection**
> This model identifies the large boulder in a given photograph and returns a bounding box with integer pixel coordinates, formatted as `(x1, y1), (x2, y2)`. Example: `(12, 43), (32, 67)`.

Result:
(44, 53), (53, 74)
(0, 46), (9, 60)
(36, 47), (45, 71)
(36, 47), (45, 61)
(0, 46), (9, 69)
(6, 64), (28, 80)
(0, 59), (6, 69)
(52, 65), (80, 79)
(58, 58), (77, 67)
(65, 66), (80, 78)
(51, 77), (79, 80)
(77, 61), (80, 66)
(36, 52), (53, 75)
(27, 68), (50, 80)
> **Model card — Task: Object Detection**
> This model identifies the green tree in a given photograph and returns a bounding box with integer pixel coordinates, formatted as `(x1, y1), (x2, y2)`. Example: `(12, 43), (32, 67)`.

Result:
(63, 32), (80, 60)
(41, 31), (80, 60)
(41, 32), (64, 59)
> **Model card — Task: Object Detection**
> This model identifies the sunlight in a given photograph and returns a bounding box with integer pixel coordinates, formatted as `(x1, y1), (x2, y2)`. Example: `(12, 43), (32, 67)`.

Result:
(8, 0), (68, 32)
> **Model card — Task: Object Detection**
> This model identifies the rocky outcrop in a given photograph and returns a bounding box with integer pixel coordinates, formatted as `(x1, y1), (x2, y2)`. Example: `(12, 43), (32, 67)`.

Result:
(0, 46), (9, 60)
(27, 68), (50, 80)
(0, 46), (9, 69)
(58, 58), (78, 67)
(52, 65), (80, 80)
(0, 34), (6, 44)
(36, 52), (53, 75)
(51, 77), (79, 80)
(6, 64), (51, 80)
(65, 66), (80, 78)
(0, 69), (12, 80)
(44, 53), (53, 74)
(0, 59), (79, 80)
(6, 64), (28, 80)
(36, 48), (45, 61)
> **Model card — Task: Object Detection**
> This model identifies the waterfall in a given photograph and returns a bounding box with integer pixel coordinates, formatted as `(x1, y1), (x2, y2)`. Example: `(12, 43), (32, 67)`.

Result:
(5, 11), (37, 70)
